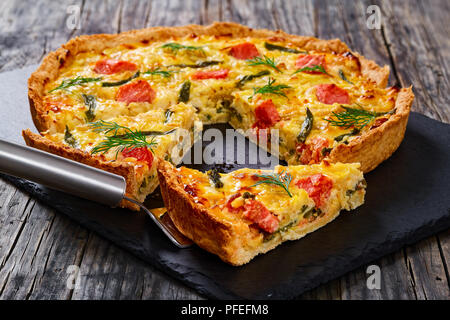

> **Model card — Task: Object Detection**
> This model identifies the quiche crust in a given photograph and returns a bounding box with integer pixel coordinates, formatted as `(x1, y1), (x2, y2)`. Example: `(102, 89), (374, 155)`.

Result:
(24, 22), (414, 211)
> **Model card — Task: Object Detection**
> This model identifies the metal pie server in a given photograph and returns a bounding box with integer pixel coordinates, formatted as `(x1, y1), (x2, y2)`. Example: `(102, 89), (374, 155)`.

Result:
(0, 138), (192, 248)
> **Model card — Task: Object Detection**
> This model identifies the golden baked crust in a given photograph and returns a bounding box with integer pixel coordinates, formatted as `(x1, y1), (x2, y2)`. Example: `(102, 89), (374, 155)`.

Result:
(329, 87), (413, 172)
(24, 22), (414, 211)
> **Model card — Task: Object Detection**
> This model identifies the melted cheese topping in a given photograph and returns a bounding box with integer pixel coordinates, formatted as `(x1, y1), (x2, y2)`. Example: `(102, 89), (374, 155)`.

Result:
(175, 162), (364, 238)
(41, 34), (396, 199)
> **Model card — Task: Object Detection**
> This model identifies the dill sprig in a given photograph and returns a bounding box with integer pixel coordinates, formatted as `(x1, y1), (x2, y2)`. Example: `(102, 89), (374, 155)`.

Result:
(89, 120), (157, 157)
(49, 76), (102, 93)
(142, 68), (175, 78)
(160, 42), (204, 54)
(251, 170), (293, 197)
(247, 55), (282, 73)
(293, 64), (329, 75)
(249, 77), (291, 100)
(325, 106), (391, 130)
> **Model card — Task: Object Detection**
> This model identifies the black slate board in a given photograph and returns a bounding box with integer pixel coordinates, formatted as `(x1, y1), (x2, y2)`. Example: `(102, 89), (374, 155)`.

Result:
(2, 112), (450, 299)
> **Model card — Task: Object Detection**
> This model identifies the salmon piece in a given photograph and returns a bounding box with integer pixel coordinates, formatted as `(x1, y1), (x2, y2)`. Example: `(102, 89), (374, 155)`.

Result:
(94, 59), (137, 74)
(315, 83), (350, 105)
(243, 199), (279, 233)
(122, 147), (154, 167)
(229, 42), (260, 60)
(295, 54), (326, 73)
(191, 69), (229, 80)
(253, 99), (281, 129)
(115, 80), (156, 104)
(296, 173), (333, 208)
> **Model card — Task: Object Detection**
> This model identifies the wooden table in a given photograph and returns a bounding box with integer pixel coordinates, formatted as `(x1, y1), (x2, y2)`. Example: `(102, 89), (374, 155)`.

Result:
(0, 0), (449, 300)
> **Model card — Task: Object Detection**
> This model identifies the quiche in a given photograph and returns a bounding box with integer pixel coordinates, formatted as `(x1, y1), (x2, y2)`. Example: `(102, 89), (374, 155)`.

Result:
(158, 160), (365, 265)
(23, 22), (413, 210)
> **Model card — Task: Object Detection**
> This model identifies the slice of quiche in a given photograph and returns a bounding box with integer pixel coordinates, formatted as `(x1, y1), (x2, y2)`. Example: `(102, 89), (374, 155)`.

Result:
(157, 160), (366, 265)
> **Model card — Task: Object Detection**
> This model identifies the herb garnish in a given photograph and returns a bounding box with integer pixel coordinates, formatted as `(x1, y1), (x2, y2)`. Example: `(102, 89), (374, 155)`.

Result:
(297, 107), (314, 143)
(249, 77), (291, 100)
(64, 126), (78, 148)
(49, 76), (102, 93)
(82, 94), (96, 122)
(142, 68), (175, 78)
(208, 169), (224, 189)
(236, 70), (270, 88)
(264, 42), (306, 54)
(251, 170), (293, 197)
(160, 43), (204, 54)
(325, 106), (392, 130)
(178, 80), (191, 103)
(293, 64), (329, 75)
(89, 120), (157, 157)
(338, 69), (354, 84)
(247, 55), (282, 73)
(101, 71), (140, 87)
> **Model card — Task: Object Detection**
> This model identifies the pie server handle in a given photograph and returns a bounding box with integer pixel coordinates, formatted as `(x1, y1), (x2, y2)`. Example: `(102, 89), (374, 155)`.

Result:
(0, 138), (126, 206)
(0, 138), (192, 248)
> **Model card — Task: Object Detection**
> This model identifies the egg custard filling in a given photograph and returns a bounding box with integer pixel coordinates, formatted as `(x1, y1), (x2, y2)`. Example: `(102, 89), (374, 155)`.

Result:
(32, 33), (399, 207)
(158, 160), (365, 265)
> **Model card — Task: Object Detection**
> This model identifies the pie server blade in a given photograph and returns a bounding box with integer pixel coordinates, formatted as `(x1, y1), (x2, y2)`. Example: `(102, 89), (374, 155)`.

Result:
(0, 138), (192, 248)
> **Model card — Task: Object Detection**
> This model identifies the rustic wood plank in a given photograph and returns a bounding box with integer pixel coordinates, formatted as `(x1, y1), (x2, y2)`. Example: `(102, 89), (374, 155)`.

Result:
(0, 178), (91, 300)
(202, 0), (222, 24)
(0, 200), (53, 299)
(437, 229), (450, 289)
(0, 182), (34, 269)
(222, 0), (277, 29)
(380, 0), (450, 123)
(148, 0), (203, 26)
(405, 237), (450, 299)
(18, 206), (89, 300)
(340, 251), (416, 299)
(118, 0), (153, 31)
(299, 278), (341, 300)
(379, 0), (450, 299)
(71, 232), (203, 300)
(271, 0), (315, 36)
(0, 0), (84, 72)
